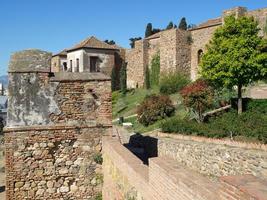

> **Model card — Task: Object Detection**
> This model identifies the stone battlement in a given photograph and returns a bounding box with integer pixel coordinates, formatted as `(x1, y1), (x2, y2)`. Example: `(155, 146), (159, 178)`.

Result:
(5, 49), (112, 199)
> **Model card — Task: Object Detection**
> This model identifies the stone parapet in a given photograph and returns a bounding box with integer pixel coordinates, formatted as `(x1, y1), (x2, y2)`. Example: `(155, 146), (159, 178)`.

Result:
(103, 135), (267, 200)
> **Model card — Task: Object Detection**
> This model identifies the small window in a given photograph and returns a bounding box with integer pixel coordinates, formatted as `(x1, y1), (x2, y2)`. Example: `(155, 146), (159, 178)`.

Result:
(90, 57), (98, 72)
(63, 62), (67, 71)
(70, 60), (73, 72)
(197, 49), (203, 64)
(76, 58), (80, 72)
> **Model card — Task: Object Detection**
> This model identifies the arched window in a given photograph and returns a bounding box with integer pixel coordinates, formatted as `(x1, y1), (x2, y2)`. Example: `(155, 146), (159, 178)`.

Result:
(197, 49), (203, 64)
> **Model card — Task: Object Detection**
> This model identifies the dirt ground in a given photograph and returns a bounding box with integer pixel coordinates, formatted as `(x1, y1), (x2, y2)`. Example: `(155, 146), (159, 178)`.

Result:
(0, 140), (5, 200)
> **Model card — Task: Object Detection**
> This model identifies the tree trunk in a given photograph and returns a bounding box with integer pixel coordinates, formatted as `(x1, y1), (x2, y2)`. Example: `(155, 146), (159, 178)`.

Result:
(237, 84), (242, 115)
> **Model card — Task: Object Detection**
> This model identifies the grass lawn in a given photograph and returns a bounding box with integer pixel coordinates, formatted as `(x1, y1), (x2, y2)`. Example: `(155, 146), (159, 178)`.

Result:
(112, 87), (188, 133)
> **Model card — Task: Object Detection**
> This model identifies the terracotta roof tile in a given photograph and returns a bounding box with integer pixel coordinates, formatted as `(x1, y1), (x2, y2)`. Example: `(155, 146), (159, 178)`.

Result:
(52, 49), (67, 57)
(67, 36), (119, 52)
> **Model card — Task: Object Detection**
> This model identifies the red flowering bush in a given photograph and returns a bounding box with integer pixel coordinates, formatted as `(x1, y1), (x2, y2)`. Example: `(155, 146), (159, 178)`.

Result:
(137, 94), (175, 126)
(180, 80), (214, 122)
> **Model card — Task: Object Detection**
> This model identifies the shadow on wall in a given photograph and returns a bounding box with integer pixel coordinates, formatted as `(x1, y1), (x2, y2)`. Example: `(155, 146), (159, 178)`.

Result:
(124, 133), (158, 165)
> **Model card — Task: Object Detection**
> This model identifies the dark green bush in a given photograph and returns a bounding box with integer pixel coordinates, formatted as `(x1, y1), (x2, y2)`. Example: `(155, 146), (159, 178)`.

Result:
(93, 153), (103, 165)
(161, 110), (267, 143)
(137, 94), (175, 126)
(246, 99), (267, 114)
(150, 53), (160, 87)
(159, 72), (190, 95)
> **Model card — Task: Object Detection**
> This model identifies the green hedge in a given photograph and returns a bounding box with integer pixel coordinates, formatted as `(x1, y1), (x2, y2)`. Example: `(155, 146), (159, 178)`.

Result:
(159, 72), (190, 95)
(161, 110), (267, 143)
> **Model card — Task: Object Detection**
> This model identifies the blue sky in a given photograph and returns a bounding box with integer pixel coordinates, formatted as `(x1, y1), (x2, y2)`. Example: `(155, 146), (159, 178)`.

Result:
(0, 0), (266, 76)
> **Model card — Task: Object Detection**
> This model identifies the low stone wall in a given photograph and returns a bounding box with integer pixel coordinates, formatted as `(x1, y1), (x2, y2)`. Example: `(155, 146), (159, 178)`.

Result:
(103, 136), (267, 200)
(6, 125), (111, 200)
(145, 132), (267, 179)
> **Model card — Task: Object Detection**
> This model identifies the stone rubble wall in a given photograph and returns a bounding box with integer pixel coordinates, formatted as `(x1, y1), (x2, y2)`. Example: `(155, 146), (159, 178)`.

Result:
(126, 40), (145, 88)
(102, 136), (267, 200)
(5, 49), (112, 200)
(6, 126), (111, 200)
(152, 132), (267, 179)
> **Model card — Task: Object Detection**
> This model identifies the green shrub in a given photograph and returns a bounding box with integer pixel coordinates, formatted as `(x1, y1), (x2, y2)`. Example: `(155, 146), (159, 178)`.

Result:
(159, 72), (190, 95)
(213, 88), (235, 107)
(95, 193), (102, 200)
(161, 110), (267, 143)
(246, 99), (267, 114)
(137, 94), (175, 126)
(112, 91), (120, 105)
(180, 79), (214, 122)
(120, 63), (127, 95)
(144, 66), (150, 90)
(93, 153), (103, 165)
(150, 53), (160, 87)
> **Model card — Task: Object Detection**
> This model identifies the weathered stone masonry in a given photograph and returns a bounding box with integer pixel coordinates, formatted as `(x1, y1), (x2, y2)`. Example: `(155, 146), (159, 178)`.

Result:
(126, 6), (267, 87)
(5, 49), (112, 200)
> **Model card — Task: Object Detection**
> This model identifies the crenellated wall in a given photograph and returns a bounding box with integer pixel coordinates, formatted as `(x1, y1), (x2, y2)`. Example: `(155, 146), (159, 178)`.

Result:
(5, 49), (112, 200)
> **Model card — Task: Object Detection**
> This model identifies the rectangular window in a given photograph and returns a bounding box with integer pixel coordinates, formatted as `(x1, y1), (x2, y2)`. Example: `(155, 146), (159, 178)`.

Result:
(70, 60), (73, 72)
(76, 58), (79, 72)
(90, 57), (98, 72)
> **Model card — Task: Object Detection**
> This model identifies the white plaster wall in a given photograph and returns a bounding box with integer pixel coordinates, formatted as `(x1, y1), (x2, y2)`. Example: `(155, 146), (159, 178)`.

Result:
(67, 50), (84, 72)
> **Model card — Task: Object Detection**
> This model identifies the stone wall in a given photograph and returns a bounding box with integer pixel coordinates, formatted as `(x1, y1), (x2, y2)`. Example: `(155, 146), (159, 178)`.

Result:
(5, 126), (110, 200)
(126, 29), (191, 88)
(126, 40), (145, 88)
(190, 24), (220, 80)
(103, 135), (267, 200)
(139, 131), (267, 180)
(126, 7), (267, 84)
(5, 49), (112, 200)
(248, 7), (267, 37)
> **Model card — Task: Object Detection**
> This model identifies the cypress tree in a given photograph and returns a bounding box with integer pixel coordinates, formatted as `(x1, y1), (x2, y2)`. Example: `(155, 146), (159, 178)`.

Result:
(144, 66), (150, 90)
(178, 17), (187, 30)
(166, 21), (174, 30)
(111, 67), (117, 92)
(145, 23), (153, 38)
(120, 63), (127, 95)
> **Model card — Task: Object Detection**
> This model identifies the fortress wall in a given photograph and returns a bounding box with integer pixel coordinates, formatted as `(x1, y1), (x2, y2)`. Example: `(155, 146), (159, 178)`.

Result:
(141, 131), (267, 179)
(190, 25), (220, 80)
(126, 40), (145, 88)
(175, 30), (191, 76)
(147, 37), (160, 68)
(248, 8), (267, 37)
(5, 49), (112, 200)
(103, 135), (267, 200)
(160, 29), (178, 74)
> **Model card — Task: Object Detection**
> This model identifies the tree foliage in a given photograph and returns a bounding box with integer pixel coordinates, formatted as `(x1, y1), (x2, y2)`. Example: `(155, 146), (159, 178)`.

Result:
(111, 67), (117, 92)
(144, 66), (150, 90)
(160, 72), (190, 95)
(200, 15), (267, 114)
(178, 17), (187, 30)
(104, 40), (116, 45)
(145, 23), (153, 38)
(150, 53), (160, 87)
(152, 28), (161, 34)
(120, 63), (127, 95)
(129, 37), (142, 48)
(166, 21), (174, 30)
(180, 80), (214, 123)
(137, 94), (175, 126)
